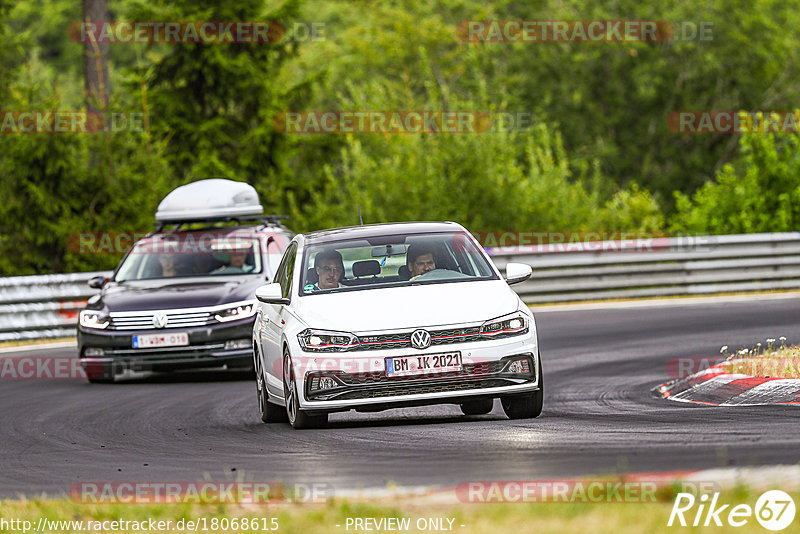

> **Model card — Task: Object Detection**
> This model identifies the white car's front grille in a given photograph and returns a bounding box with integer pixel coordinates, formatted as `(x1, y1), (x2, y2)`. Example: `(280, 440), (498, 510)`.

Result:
(347, 325), (527, 351)
(108, 310), (215, 330)
(353, 326), (483, 351)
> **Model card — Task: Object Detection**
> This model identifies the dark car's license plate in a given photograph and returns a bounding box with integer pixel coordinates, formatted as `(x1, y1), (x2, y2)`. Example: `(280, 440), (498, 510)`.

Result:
(132, 333), (189, 349)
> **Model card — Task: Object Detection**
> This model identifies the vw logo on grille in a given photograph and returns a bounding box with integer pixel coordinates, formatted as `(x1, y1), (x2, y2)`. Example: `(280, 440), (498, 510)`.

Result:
(410, 329), (432, 350)
(152, 312), (169, 329)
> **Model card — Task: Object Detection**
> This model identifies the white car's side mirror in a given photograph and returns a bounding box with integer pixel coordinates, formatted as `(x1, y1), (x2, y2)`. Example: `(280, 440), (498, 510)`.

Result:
(504, 263), (532, 285)
(255, 283), (289, 305)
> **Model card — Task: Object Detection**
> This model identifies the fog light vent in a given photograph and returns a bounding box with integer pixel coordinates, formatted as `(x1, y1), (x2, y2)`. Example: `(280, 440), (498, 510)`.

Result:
(224, 339), (251, 350)
(319, 376), (337, 390)
(507, 358), (531, 374)
(310, 376), (338, 391)
(84, 347), (105, 357)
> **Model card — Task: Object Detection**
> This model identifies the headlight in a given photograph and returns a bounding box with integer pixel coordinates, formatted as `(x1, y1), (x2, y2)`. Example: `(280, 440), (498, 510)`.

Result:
(480, 311), (528, 338)
(79, 310), (109, 329)
(214, 301), (257, 323)
(297, 329), (358, 352)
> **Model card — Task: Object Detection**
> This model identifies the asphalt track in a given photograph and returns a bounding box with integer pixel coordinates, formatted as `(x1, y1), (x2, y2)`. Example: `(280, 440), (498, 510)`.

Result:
(2, 295), (800, 497)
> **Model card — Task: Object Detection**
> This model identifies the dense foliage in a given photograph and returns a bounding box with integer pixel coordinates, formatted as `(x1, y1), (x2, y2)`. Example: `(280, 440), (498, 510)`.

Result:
(1, 0), (799, 274)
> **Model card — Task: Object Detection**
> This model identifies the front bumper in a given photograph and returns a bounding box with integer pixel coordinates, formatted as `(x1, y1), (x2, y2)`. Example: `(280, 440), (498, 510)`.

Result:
(77, 318), (255, 374)
(294, 334), (540, 412)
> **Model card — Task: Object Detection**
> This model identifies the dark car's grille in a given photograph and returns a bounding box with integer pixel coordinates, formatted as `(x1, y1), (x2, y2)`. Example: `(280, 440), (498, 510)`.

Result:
(355, 326), (485, 350)
(108, 310), (215, 330)
(102, 342), (227, 358)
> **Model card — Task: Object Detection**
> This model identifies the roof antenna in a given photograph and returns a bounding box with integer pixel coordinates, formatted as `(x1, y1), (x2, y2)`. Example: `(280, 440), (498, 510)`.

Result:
(358, 204), (364, 225)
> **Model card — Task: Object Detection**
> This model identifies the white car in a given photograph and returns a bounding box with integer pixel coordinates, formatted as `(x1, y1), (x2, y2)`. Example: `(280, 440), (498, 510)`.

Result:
(252, 222), (543, 428)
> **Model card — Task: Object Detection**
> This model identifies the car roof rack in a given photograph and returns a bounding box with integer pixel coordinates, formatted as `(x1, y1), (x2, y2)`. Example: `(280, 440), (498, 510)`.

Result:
(154, 214), (289, 232)
(152, 179), (288, 232)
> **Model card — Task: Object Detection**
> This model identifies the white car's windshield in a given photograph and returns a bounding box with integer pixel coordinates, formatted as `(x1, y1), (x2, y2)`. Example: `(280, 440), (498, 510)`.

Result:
(300, 232), (497, 295)
(115, 234), (263, 281)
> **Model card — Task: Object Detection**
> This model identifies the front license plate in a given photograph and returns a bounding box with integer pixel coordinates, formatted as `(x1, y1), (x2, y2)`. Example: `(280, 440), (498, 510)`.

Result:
(385, 352), (462, 377)
(132, 333), (189, 349)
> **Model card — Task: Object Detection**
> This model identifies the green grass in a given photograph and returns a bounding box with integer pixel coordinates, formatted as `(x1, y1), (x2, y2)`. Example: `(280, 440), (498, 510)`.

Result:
(722, 344), (800, 379)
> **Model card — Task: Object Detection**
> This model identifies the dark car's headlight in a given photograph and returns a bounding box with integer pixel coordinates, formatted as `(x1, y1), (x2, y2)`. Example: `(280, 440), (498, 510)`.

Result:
(298, 329), (358, 352)
(480, 311), (528, 338)
(214, 301), (257, 323)
(79, 310), (109, 329)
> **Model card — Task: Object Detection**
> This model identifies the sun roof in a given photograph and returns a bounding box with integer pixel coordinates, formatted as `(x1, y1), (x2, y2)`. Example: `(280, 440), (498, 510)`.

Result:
(155, 179), (263, 223)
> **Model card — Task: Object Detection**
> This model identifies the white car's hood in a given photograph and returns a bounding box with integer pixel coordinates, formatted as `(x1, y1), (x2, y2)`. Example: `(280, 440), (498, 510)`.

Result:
(294, 280), (520, 332)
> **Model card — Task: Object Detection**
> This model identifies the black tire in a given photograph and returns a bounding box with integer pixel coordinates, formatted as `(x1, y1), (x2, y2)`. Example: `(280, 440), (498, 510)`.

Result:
(230, 363), (256, 376)
(460, 398), (494, 415)
(501, 356), (544, 420)
(84, 360), (116, 384)
(87, 376), (115, 384)
(283, 350), (327, 429)
(255, 348), (287, 423)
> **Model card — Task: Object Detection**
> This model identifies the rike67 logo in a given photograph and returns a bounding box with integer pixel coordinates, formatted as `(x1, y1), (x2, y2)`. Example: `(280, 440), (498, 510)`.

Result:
(669, 490), (796, 531)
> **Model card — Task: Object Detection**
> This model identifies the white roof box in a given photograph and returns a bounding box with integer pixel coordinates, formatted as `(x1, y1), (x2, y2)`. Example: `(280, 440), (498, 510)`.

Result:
(155, 179), (263, 223)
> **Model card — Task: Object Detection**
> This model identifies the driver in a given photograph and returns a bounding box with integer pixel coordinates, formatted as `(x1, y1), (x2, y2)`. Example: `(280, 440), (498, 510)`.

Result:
(407, 244), (436, 280)
(212, 245), (254, 274)
(305, 249), (345, 291)
(158, 254), (180, 277)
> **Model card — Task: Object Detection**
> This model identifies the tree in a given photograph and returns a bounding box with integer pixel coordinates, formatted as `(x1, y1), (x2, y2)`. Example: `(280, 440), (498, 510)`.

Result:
(82, 0), (110, 116)
(671, 116), (800, 234)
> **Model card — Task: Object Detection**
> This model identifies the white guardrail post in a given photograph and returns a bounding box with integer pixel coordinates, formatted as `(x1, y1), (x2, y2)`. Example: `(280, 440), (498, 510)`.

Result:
(2, 232), (800, 340)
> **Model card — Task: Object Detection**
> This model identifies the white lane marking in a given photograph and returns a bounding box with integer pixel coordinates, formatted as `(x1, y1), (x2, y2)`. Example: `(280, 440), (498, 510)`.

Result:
(531, 291), (800, 313)
(679, 465), (800, 491)
(0, 341), (76, 355)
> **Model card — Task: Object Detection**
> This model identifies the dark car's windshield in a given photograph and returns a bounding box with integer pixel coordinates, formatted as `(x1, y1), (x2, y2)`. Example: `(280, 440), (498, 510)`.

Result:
(300, 231), (497, 295)
(115, 234), (264, 281)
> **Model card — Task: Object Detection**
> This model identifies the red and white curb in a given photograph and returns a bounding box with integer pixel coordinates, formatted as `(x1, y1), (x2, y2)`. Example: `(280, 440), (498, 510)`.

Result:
(655, 363), (800, 406)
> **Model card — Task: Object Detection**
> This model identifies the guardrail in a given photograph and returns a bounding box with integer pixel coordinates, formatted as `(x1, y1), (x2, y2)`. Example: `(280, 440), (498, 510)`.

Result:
(487, 232), (800, 303)
(0, 271), (111, 342)
(2, 232), (800, 341)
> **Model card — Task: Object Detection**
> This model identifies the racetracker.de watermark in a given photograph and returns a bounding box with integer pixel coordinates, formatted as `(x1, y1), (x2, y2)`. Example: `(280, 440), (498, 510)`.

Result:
(668, 111), (800, 134)
(68, 21), (325, 43)
(273, 111), (492, 134)
(666, 356), (727, 379)
(66, 231), (271, 255)
(0, 111), (145, 134)
(273, 111), (544, 134)
(457, 20), (713, 42)
(0, 356), (87, 380)
(0, 357), (211, 381)
(69, 481), (332, 504)
(472, 231), (716, 254)
(456, 479), (719, 503)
